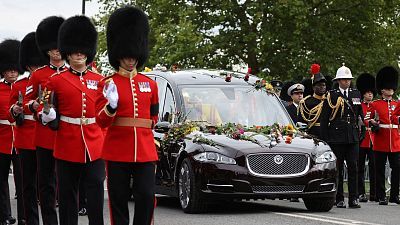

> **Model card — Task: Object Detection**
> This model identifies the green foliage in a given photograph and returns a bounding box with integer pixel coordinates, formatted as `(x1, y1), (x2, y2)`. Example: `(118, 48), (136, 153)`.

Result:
(94, 0), (400, 81)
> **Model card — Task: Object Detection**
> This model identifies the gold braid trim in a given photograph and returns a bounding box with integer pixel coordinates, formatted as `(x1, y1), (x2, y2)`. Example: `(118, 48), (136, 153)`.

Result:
(326, 92), (344, 121)
(298, 95), (325, 128)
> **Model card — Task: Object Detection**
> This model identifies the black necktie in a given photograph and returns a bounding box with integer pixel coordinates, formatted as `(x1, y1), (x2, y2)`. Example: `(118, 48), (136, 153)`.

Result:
(343, 90), (347, 99)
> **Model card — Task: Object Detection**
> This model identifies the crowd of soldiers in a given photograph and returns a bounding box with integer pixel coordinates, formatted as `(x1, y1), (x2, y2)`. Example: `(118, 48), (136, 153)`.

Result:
(275, 63), (400, 209)
(0, 6), (158, 225)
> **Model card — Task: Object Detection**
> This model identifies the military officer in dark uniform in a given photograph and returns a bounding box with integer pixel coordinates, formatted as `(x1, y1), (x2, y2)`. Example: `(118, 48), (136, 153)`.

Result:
(298, 64), (327, 137)
(271, 80), (283, 97)
(286, 83), (304, 124)
(320, 64), (363, 208)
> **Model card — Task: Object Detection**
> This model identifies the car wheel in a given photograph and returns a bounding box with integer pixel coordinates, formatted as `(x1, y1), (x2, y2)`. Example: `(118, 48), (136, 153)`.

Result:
(303, 197), (335, 212)
(178, 158), (207, 213)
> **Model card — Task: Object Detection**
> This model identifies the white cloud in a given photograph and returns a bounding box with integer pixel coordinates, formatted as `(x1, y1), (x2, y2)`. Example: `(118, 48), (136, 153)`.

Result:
(0, 0), (100, 41)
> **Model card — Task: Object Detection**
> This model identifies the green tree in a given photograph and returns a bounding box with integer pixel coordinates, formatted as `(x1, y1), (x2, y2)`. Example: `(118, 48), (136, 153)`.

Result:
(94, 0), (400, 81)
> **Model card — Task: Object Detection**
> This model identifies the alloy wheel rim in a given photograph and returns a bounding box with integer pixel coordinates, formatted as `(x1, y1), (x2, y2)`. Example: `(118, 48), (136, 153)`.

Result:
(179, 163), (191, 209)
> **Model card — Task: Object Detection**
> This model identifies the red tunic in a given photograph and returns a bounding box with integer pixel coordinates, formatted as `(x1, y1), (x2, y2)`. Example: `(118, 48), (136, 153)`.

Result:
(24, 64), (67, 150)
(96, 71), (159, 162)
(360, 101), (373, 148)
(47, 69), (104, 163)
(0, 79), (14, 154)
(366, 99), (400, 152)
(8, 74), (36, 150)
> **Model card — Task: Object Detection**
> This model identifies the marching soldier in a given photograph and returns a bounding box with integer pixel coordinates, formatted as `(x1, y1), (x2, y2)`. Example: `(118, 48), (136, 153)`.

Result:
(286, 83), (304, 123)
(0, 39), (25, 225)
(320, 64), (363, 208)
(9, 32), (46, 225)
(355, 73), (376, 202)
(40, 15), (105, 225)
(369, 66), (400, 205)
(24, 16), (66, 225)
(298, 64), (327, 137)
(96, 7), (159, 225)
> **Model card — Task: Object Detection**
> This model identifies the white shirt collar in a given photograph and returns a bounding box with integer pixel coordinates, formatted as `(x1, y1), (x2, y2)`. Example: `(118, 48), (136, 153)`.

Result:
(293, 102), (298, 108)
(339, 87), (348, 96)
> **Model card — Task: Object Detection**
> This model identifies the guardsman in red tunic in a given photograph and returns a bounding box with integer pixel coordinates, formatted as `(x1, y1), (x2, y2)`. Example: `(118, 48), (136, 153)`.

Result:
(23, 16), (65, 225)
(96, 7), (159, 225)
(355, 73), (376, 203)
(367, 66), (400, 205)
(9, 32), (47, 225)
(41, 16), (105, 225)
(0, 40), (25, 225)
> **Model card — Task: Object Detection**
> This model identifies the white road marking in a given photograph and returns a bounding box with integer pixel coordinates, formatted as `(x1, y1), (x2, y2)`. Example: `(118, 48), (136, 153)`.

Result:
(274, 212), (382, 225)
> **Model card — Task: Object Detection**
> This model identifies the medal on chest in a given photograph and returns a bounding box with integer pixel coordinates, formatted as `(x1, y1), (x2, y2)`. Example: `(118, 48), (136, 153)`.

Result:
(138, 82), (151, 92)
(352, 97), (361, 105)
(86, 80), (98, 90)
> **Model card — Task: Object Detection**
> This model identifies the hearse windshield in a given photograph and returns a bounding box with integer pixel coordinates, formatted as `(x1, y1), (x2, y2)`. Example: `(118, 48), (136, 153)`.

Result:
(180, 85), (292, 127)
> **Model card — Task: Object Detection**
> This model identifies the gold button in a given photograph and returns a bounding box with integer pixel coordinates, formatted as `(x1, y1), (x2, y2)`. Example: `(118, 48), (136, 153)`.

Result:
(83, 104), (86, 108)
(83, 93), (86, 96)
(135, 113), (139, 117)
(133, 93), (137, 96)
(134, 103), (138, 106)
(132, 88), (136, 91)
(83, 98), (86, 102)
(83, 110), (86, 113)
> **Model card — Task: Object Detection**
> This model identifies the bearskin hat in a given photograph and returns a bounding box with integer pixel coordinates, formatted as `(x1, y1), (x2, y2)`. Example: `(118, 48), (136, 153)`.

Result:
(0, 39), (22, 76)
(58, 15), (97, 64)
(301, 78), (313, 97)
(107, 6), (150, 70)
(376, 66), (398, 93)
(36, 16), (64, 58)
(19, 32), (47, 72)
(281, 81), (295, 102)
(356, 73), (376, 96)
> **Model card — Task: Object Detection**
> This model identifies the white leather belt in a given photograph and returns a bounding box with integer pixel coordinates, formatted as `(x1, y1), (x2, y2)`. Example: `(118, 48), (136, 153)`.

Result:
(60, 116), (96, 125)
(0, 119), (15, 126)
(379, 124), (399, 129)
(24, 115), (35, 121)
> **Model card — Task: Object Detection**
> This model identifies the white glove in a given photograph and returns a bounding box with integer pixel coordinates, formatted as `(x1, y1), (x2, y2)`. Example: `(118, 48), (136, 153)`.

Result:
(41, 108), (57, 124)
(105, 80), (119, 109)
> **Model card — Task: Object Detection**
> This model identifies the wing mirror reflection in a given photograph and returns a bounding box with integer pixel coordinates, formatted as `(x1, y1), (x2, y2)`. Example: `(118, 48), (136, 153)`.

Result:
(154, 121), (171, 133)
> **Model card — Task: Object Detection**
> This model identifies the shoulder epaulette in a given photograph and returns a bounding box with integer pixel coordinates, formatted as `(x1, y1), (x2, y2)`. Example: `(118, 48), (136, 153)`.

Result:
(33, 65), (47, 72)
(14, 73), (30, 83)
(100, 73), (116, 82)
(138, 73), (155, 82)
(88, 68), (104, 77)
(50, 69), (67, 78)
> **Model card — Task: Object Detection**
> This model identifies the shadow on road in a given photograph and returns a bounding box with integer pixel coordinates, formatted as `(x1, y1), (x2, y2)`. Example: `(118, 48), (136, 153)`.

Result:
(156, 197), (309, 215)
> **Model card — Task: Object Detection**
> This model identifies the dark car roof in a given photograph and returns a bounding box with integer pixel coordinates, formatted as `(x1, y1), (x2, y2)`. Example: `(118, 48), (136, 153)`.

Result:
(143, 69), (260, 86)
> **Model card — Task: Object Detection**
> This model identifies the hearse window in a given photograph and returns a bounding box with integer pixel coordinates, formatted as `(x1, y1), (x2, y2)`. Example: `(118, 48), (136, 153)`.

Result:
(161, 84), (176, 122)
(154, 76), (167, 118)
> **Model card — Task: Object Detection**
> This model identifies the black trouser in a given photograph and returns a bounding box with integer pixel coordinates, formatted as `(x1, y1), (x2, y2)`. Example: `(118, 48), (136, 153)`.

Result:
(37, 147), (58, 225)
(57, 158), (105, 225)
(374, 151), (400, 200)
(0, 152), (24, 222)
(330, 143), (359, 202)
(19, 149), (39, 225)
(107, 161), (156, 225)
(79, 172), (87, 210)
(358, 147), (376, 198)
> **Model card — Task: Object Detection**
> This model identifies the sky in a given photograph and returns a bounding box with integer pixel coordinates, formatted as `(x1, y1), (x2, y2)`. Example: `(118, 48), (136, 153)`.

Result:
(0, 0), (101, 41)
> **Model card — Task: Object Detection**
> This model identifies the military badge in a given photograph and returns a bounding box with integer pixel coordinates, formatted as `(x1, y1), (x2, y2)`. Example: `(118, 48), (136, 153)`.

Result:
(139, 82), (151, 92)
(87, 80), (99, 90)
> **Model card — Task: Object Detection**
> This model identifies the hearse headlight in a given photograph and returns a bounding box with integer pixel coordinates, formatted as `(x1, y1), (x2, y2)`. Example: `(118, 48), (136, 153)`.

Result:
(193, 152), (236, 165)
(315, 151), (336, 164)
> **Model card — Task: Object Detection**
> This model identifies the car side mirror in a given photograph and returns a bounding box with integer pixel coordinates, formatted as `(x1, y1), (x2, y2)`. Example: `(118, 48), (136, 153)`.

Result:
(154, 121), (171, 133)
(296, 122), (307, 131)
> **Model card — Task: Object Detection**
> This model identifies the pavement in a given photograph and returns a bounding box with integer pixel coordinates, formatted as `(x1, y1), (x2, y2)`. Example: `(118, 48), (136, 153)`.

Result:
(7, 176), (400, 225)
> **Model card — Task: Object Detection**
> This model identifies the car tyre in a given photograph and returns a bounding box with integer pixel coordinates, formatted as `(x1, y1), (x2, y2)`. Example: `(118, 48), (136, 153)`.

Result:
(178, 158), (207, 213)
(303, 197), (335, 212)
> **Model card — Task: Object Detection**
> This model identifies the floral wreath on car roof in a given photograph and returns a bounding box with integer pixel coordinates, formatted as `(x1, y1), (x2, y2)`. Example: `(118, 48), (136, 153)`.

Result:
(160, 120), (298, 149)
